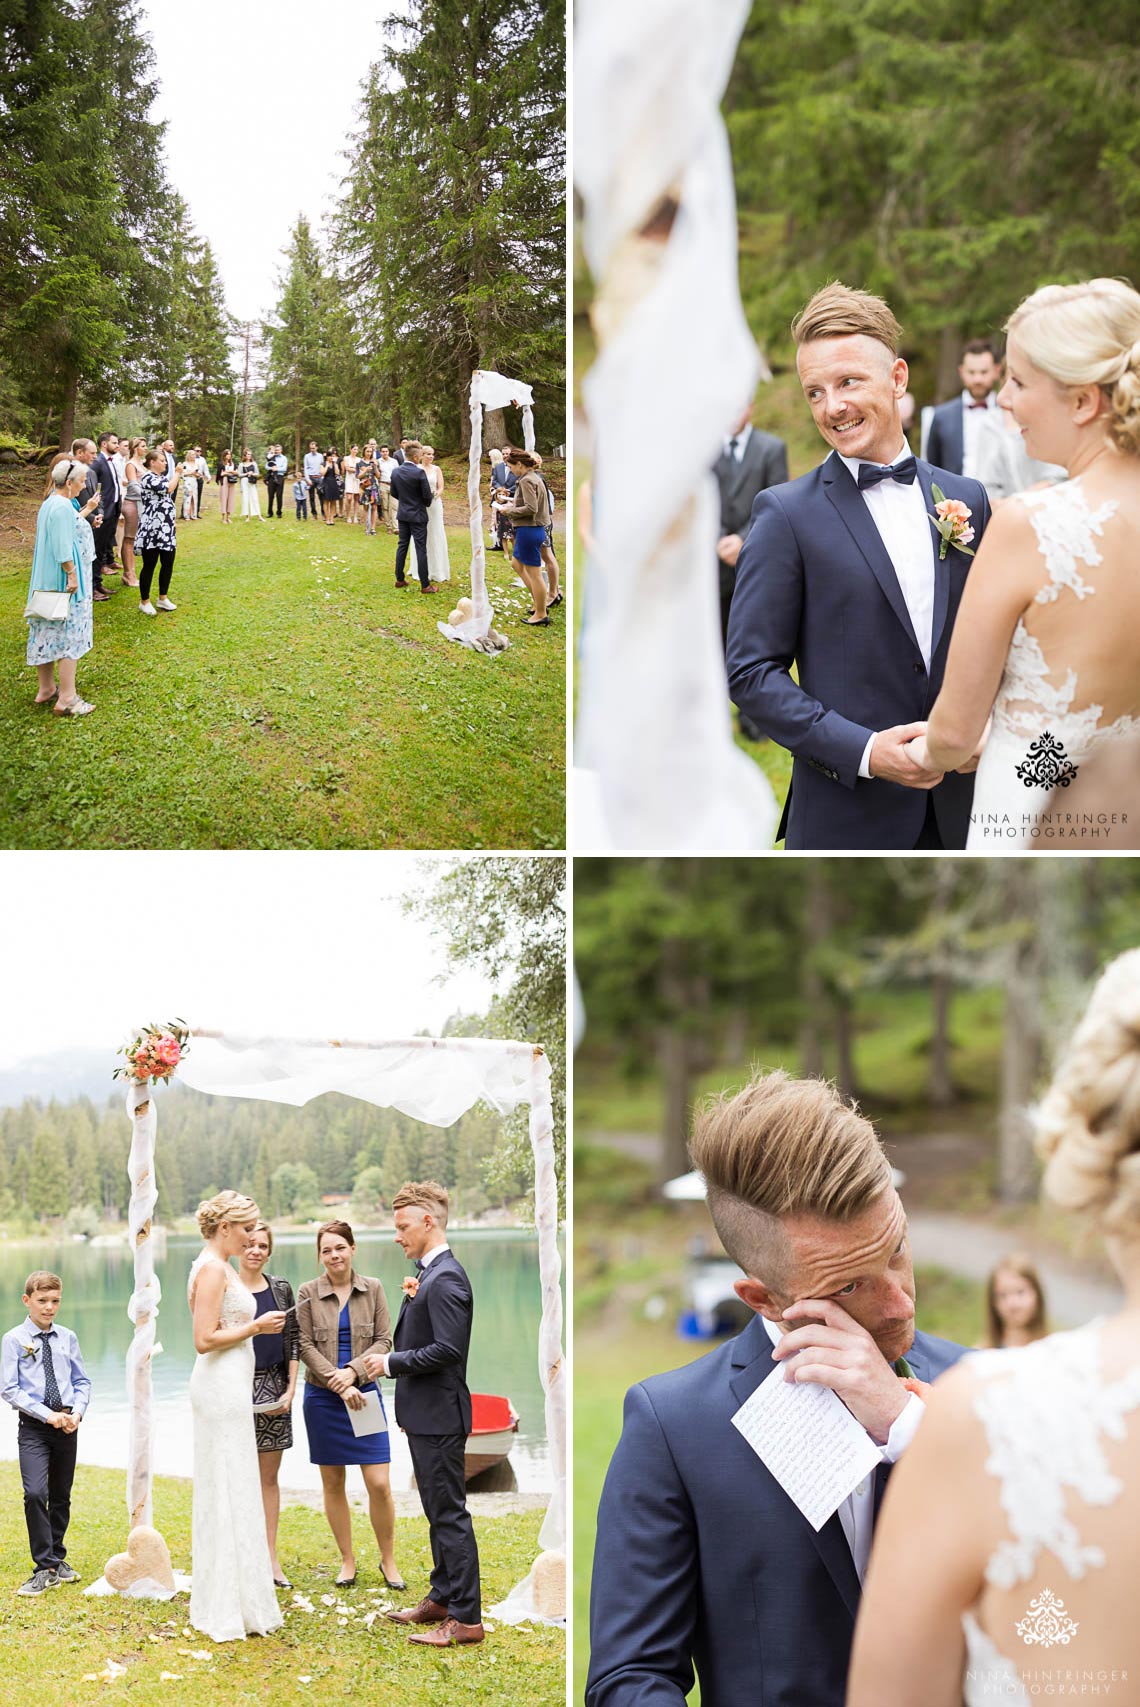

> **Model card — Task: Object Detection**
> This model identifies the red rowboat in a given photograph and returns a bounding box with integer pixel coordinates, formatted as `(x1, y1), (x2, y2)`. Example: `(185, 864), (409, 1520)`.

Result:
(465, 1392), (519, 1480)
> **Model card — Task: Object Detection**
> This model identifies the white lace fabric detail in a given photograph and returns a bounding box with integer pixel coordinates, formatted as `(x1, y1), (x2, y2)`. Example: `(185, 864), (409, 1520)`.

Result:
(991, 481), (1139, 752)
(969, 1323), (1140, 1592)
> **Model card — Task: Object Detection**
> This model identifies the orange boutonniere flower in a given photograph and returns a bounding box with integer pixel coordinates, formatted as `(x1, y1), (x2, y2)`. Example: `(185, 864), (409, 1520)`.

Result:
(402, 1277), (419, 1298)
(899, 1375), (932, 1401)
(928, 484), (976, 560)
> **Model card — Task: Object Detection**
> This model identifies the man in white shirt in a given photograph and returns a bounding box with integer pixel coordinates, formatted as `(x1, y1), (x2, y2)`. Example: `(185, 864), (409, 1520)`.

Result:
(588, 1071), (964, 1707)
(924, 339), (1002, 480)
(377, 446), (399, 531)
(303, 441), (324, 519)
(726, 282), (993, 850)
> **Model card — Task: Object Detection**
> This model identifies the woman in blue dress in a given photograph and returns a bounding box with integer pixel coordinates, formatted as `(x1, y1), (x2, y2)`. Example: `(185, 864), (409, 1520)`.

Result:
(26, 458), (100, 716)
(297, 1221), (406, 1591)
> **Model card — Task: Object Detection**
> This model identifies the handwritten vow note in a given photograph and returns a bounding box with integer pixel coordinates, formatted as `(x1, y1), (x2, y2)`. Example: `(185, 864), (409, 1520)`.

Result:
(731, 1365), (882, 1531)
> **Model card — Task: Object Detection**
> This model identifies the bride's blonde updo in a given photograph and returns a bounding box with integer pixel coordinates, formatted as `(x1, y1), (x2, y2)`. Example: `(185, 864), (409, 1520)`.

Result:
(196, 1189), (260, 1240)
(1006, 278), (1140, 458)
(1036, 949), (1140, 1235)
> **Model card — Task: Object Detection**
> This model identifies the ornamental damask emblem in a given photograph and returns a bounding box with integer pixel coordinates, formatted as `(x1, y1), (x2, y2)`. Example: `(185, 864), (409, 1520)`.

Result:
(1015, 731), (1079, 790)
(1016, 1589), (1080, 1648)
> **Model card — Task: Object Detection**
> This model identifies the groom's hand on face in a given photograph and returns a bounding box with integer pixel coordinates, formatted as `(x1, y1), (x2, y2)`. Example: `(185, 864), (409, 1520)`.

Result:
(869, 723), (945, 789)
(772, 1299), (909, 1445)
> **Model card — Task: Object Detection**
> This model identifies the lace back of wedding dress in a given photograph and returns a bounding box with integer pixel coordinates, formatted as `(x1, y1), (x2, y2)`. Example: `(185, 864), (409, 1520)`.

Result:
(992, 480), (1138, 753)
(961, 1323), (1140, 1705)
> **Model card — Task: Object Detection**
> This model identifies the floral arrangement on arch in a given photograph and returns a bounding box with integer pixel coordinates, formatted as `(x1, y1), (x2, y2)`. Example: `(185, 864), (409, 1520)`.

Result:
(113, 1020), (191, 1086)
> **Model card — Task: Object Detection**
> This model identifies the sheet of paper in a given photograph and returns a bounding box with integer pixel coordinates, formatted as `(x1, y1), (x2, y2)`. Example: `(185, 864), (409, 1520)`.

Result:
(731, 1363), (883, 1531)
(347, 1389), (389, 1438)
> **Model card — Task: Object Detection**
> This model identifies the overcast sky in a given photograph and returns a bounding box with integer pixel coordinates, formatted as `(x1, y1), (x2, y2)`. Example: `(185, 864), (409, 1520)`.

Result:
(137, 0), (408, 326)
(0, 853), (497, 1070)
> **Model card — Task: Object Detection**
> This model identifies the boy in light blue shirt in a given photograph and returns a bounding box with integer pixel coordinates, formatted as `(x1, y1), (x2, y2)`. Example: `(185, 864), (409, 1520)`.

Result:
(1, 1270), (91, 1595)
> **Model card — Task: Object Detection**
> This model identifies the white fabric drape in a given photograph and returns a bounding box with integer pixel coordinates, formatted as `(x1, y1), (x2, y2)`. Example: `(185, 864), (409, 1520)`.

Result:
(573, 0), (779, 850)
(124, 1079), (162, 1530)
(178, 1026), (565, 1622)
(440, 368), (536, 651)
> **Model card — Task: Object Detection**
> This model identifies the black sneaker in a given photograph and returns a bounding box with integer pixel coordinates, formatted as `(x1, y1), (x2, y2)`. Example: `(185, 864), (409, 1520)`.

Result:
(53, 1562), (80, 1583)
(17, 1568), (58, 1595)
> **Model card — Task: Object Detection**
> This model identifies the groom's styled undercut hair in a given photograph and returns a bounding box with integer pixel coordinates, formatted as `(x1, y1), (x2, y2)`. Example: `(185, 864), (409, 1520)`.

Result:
(792, 282), (903, 357)
(689, 1070), (892, 1291)
(392, 1179), (450, 1226)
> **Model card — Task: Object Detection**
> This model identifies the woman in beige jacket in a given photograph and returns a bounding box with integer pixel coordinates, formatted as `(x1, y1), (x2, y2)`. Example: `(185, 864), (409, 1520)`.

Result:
(501, 448), (552, 625)
(297, 1220), (405, 1590)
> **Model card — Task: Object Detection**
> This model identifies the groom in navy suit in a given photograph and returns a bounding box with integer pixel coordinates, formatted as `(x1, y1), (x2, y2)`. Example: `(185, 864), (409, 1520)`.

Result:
(367, 1181), (483, 1646)
(587, 1072), (965, 1707)
(726, 283), (992, 850)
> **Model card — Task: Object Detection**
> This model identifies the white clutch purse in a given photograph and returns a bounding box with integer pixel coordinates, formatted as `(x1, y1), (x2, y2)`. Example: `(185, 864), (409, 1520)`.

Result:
(24, 588), (73, 622)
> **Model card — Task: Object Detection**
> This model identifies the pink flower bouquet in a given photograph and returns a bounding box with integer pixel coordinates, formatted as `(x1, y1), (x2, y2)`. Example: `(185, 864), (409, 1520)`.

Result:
(113, 1020), (191, 1086)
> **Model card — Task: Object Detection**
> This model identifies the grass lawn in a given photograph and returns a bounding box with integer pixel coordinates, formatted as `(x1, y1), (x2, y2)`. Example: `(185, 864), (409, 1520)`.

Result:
(0, 1463), (562, 1706)
(0, 502), (565, 848)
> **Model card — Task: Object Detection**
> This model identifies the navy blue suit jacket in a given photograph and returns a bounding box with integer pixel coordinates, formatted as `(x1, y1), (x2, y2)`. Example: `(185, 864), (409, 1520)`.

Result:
(925, 398), (967, 476)
(725, 452), (991, 850)
(587, 1316), (964, 1707)
(388, 1249), (473, 1437)
(91, 451), (120, 516)
(389, 459), (434, 524)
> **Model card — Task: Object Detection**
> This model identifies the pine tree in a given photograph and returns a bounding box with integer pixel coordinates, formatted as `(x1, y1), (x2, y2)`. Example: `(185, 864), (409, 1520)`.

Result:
(339, 0), (565, 452)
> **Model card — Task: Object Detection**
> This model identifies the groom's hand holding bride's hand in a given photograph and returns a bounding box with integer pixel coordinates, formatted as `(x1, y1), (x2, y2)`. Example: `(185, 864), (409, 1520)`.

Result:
(869, 723), (944, 790)
(772, 1299), (909, 1445)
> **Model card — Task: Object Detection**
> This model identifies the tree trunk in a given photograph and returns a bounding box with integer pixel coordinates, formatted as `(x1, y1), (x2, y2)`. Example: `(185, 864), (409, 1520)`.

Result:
(457, 346), (477, 454)
(485, 406), (508, 451)
(799, 861), (827, 1079)
(167, 395), (175, 441)
(936, 324), (961, 403)
(833, 1000), (857, 1102)
(59, 366), (79, 454)
(658, 1025), (695, 1185)
(999, 899), (1045, 1204)
(929, 971), (955, 1106)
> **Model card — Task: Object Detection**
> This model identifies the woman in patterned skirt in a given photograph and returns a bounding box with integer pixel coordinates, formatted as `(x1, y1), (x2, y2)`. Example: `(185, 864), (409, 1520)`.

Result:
(238, 1221), (300, 1589)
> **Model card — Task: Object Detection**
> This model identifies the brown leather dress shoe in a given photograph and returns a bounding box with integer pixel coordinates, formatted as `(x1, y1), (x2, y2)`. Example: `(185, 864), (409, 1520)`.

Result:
(408, 1617), (485, 1646)
(386, 1597), (448, 1626)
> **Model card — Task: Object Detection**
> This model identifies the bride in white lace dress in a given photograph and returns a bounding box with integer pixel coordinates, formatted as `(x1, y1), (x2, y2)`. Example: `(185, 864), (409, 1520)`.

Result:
(188, 1190), (287, 1642)
(422, 445), (451, 583)
(908, 278), (1140, 848)
(848, 949), (1140, 1706)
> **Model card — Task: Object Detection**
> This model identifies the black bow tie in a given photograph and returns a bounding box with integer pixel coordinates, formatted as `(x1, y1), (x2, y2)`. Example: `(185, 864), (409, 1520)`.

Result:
(414, 1259), (425, 1274)
(857, 456), (918, 490)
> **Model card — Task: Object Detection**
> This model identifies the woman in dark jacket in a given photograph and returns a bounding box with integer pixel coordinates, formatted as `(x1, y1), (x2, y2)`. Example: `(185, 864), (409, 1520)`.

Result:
(297, 1220), (405, 1590)
(238, 1221), (300, 1588)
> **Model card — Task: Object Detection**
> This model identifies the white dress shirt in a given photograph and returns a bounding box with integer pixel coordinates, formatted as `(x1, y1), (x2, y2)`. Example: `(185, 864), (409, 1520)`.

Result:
(761, 1316), (924, 1583)
(721, 422), (753, 463)
(960, 390), (997, 480)
(836, 443), (936, 778)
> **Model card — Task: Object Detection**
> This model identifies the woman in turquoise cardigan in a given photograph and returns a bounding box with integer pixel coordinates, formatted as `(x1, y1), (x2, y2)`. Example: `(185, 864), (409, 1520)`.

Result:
(26, 459), (98, 716)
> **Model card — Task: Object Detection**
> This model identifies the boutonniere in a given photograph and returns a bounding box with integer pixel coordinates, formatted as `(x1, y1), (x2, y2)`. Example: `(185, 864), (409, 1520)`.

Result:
(928, 486), (976, 560)
(899, 1374), (932, 1401)
(402, 1277), (420, 1299)
(20, 1341), (39, 1361)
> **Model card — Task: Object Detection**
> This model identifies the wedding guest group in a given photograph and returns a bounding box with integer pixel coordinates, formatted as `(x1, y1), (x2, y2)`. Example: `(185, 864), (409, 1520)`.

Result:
(1, 1269), (91, 1596)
